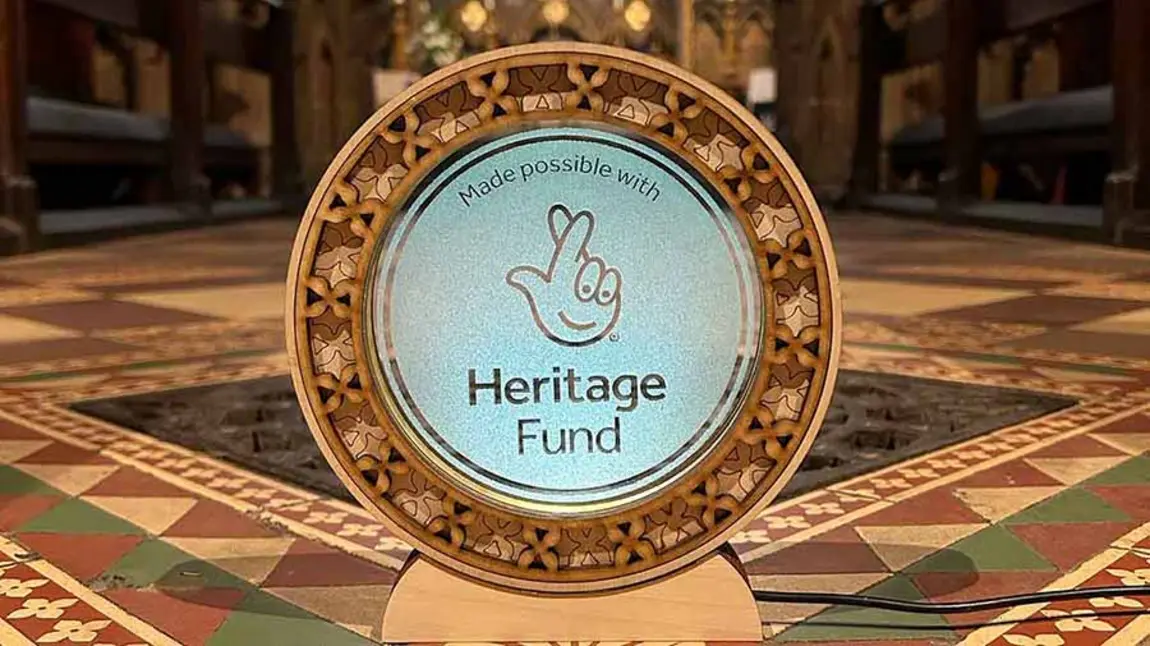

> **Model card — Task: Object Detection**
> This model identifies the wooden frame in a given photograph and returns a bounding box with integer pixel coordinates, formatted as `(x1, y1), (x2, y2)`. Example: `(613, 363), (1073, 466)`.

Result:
(287, 43), (841, 593)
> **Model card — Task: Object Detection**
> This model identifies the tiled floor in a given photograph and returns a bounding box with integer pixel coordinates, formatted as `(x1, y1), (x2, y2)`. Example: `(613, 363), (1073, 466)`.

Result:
(0, 213), (1147, 645)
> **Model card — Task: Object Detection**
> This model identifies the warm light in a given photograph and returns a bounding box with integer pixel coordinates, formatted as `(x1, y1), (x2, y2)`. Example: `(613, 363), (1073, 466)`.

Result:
(541, 0), (570, 26)
(459, 0), (489, 32)
(624, 0), (651, 32)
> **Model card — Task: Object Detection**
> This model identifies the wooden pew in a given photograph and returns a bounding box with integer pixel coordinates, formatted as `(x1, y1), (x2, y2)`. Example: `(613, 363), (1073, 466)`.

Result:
(852, 0), (1145, 238)
(0, 0), (296, 252)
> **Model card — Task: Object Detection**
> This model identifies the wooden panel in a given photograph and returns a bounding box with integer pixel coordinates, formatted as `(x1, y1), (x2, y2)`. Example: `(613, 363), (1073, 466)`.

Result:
(851, 0), (882, 194)
(941, 0), (980, 202)
(1003, 0), (1105, 33)
(28, 138), (164, 165)
(168, 0), (208, 210)
(0, 0), (39, 252)
(32, 0), (137, 29)
(268, 4), (300, 195)
(201, 13), (272, 71)
(880, 0), (1106, 72)
(903, 8), (946, 68)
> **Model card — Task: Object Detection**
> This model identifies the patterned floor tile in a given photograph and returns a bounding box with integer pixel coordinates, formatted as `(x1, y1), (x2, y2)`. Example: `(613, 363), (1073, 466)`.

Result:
(745, 526), (889, 576)
(0, 494), (63, 530)
(259, 539), (397, 588)
(1073, 306), (1150, 335)
(0, 439), (52, 464)
(904, 525), (1056, 573)
(1092, 431), (1150, 454)
(841, 279), (1028, 317)
(854, 524), (987, 572)
(82, 495), (198, 535)
(117, 283), (287, 321)
(0, 315), (80, 343)
(17, 497), (146, 535)
(858, 488), (989, 526)
(752, 572), (891, 629)
(0, 215), (1148, 644)
(15, 532), (145, 581)
(206, 589), (376, 646)
(1024, 456), (1131, 485)
(101, 538), (250, 593)
(162, 500), (282, 539)
(1028, 434), (1130, 458)
(266, 584), (392, 638)
(1002, 488), (1129, 525)
(952, 486), (1064, 523)
(14, 464), (119, 496)
(910, 571), (1062, 635)
(774, 575), (953, 642)
(1045, 281), (1150, 301)
(933, 295), (1148, 327)
(1085, 455), (1150, 485)
(1006, 521), (1141, 570)
(1001, 329), (1150, 360)
(82, 466), (198, 498)
(948, 459), (1063, 488)
(18, 441), (115, 465)
(0, 299), (218, 331)
(103, 587), (246, 646)
(165, 537), (297, 586)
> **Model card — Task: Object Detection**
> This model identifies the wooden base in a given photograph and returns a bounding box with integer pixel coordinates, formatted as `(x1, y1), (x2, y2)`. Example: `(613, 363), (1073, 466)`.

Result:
(381, 547), (762, 643)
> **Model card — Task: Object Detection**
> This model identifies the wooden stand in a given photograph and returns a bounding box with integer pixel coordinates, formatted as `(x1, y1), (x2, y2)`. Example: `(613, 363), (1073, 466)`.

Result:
(381, 547), (762, 643)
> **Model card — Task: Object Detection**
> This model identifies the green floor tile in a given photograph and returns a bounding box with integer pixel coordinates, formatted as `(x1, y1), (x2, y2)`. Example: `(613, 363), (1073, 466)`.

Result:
(905, 525), (1056, 573)
(950, 351), (1024, 366)
(99, 538), (249, 591)
(1004, 487), (1129, 525)
(776, 575), (953, 642)
(17, 497), (144, 535)
(207, 590), (374, 646)
(0, 465), (62, 495)
(1087, 455), (1150, 485)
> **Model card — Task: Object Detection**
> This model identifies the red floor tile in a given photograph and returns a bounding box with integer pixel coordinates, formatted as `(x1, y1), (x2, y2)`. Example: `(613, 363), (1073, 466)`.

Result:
(16, 532), (144, 582)
(162, 500), (281, 539)
(744, 526), (888, 575)
(0, 494), (62, 530)
(17, 442), (115, 465)
(1088, 485), (1150, 518)
(104, 587), (245, 646)
(1027, 434), (1128, 459)
(260, 539), (397, 588)
(1007, 521), (1141, 571)
(84, 466), (196, 498)
(859, 488), (988, 526)
(912, 571), (1062, 635)
(950, 459), (1063, 488)
(0, 300), (216, 331)
(0, 418), (56, 440)
(0, 337), (137, 363)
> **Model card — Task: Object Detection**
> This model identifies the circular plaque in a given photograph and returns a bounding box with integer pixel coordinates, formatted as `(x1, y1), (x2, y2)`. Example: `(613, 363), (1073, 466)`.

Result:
(287, 43), (841, 593)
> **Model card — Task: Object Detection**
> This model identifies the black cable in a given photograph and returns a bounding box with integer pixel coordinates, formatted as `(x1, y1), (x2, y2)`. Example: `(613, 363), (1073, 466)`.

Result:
(754, 585), (1150, 615)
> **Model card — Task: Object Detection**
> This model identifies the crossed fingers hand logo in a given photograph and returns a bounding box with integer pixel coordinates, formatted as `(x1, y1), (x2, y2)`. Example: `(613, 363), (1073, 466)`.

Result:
(506, 204), (622, 346)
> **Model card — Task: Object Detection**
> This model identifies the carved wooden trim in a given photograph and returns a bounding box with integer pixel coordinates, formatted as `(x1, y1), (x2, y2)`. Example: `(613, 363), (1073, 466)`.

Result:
(286, 43), (841, 593)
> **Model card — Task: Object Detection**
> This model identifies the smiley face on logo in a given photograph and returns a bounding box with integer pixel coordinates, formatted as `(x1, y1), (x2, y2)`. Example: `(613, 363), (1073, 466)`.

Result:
(506, 204), (622, 346)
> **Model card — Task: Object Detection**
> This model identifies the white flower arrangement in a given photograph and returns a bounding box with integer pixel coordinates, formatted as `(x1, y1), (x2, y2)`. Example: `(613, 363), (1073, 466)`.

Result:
(410, 13), (464, 73)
